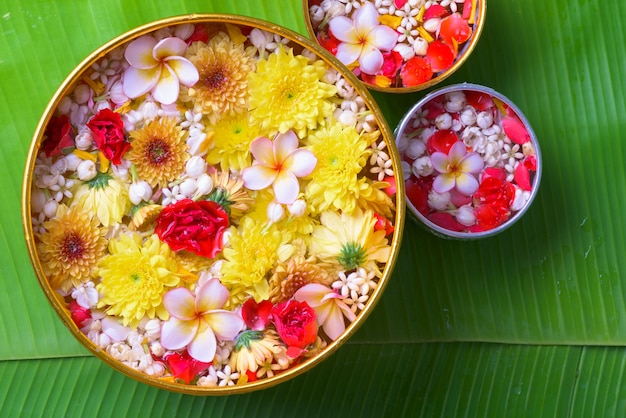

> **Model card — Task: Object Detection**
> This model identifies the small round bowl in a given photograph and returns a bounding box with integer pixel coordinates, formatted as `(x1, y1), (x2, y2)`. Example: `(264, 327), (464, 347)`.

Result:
(303, 0), (486, 93)
(395, 83), (541, 239)
(22, 14), (405, 394)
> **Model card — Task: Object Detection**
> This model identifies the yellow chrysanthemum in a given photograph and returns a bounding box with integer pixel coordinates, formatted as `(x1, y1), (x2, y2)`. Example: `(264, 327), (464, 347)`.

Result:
(248, 45), (337, 138)
(127, 117), (189, 188)
(268, 255), (331, 303)
(37, 204), (107, 293)
(304, 121), (373, 215)
(72, 172), (130, 227)
(220, 216), (294, 302)
(229, 329), (286, 374)
(181, 31), (256, 122)
(96, 233), (182, 326)
(206, 113), (260, 172)
(309, 208), (391, 277)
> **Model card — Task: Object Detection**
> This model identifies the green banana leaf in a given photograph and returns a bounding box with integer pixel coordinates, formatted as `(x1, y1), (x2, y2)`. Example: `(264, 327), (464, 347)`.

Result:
(2, 0), (626, 415)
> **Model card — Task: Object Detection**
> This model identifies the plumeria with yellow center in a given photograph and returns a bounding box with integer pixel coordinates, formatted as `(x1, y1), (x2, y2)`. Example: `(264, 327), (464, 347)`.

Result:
(228, 329), (286, 374)
(206, 113), (260, 172)
(431, 141), (484, 195)
(220, 216), (294, 303)
(37, 204), (107, 293)
(72, 171), (130, 227)
(242, 130), (317, 205)
(328, 2), (398, 75)
(247, 45), (337, 138)
(309, 207), (391, 278)
(122, 35), (199, 105)
(181, 31), (256, 123)
(126, 117), (189, 188)
(295, 283), (356, 341)
(160, 278), (244, 363)
(96, 233), (183, 327)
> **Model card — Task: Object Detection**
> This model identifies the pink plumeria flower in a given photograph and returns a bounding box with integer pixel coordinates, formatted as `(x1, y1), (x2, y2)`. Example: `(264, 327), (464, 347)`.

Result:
(242, 130), (317, 205)
(328, 2), (398, 75)
(431, 141), (484, 196)
(294, 283), (356, 341)
(160, 278), (244, 363)
(122, 36), (199, 105)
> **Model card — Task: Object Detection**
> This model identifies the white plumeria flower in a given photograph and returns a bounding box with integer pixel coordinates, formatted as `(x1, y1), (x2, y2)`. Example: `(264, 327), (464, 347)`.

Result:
(122, 36), (199, 105)
(294, 283), (356, 341)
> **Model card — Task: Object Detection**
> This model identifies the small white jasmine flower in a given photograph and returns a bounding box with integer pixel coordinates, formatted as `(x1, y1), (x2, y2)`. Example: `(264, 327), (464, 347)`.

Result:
(476, 111), (493, 129)
(195, 173), (213, 197)
(413, 37), (428, 56)
(144, 319), (161, 342)
(511, 187), (532, 211)
(174, 23), (195, 40)
(445, 91), (466, 112)
(267, 201), (285, 224)
(71, 281), (99, 308)
(129, 180), (153, 205)
(43, 199), (59, 218)
(64, 153), (82, 171)
(76, 159), (97, 181)
(428, 190), (452, 211)
(144, 361), (166, 377)
(460, 106), (477, 126)
(217, 365), (239, 387)
(412, 155), (434, 177)
(423, 17), (441, 33)
(197, 366), (218, 387)
(406, 138), (427, 159)
(179, 178), (197, 197)
(73, 84), (91, 105)
(162, 185), (183, 206)
(107, 342), (132, 362)
(150, 341), (165, 357)
(394, 42), (415, 60)
(309, 5), (325, 24)
(31, 188), (46, 214)
(75, 129), (94, 150)
(435, 113), (453, 130)
(455, 204), (476, 226)
(288, 199), (307, 217)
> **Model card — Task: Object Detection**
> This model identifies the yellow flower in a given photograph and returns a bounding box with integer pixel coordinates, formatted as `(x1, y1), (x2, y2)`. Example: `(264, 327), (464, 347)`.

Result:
(220, 216), (294, 302)
(206, 113), (260, 172)
(96, 233), (182, 326)
(72, 172), (130, 227)
(304, 121), (372, 215)
(181, 31), (256, 122)
(268, 255), (331, 303)
(126, 117), (189, 188)
(309, 208), (391, 277)
(248, 45), (336, 138)
(37, 204), (107, 293)
(207, 170), (255, 220)
(229, 329), (286, 373)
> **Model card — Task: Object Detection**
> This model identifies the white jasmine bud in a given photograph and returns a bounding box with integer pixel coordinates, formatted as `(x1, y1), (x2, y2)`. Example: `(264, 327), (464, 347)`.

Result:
(455, 204), (476, 226)
(31, 188), (46, 213)
(267, 201), (285, 224)
(75, 129), (94, 150)
(445, 91), (466, 112)
(288, 199), (307, 217)
(460, 106), (477, 126)
(413, 37), (429, 56)
(73, 84), (91, 104)
(77, 160), (98, 181)
(309, 5), (325, 24)
(394, 42), (416, 60)
(401, 160), (412, 180)
(174, 23), (195, 40)
(476, 111), (493, 129)
(435, 113), (453, 130)
(129, 180), (153, 205)
(64, 153), (82, 171)
(195, 173), (213, 196)
(412, 155), (434, 177)
(423, 17), (441, 33)
(428, 190), (451, 211)
(150, 341), (165, 357)
(179, 178), (197, 197)
(185, 155), (207, 178)
(406, 139), (426, 159)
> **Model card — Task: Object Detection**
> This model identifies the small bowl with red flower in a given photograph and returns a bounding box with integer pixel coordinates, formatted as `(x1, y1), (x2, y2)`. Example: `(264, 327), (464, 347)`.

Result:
(396, 83), (541, 238)
(304, 0), (486, 92)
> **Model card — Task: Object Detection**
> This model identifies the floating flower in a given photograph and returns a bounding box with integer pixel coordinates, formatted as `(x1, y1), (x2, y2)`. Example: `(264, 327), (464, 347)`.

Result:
(122, 36), (199, 105)
(71, 172), (130, 227)
(126, 117), (189, 188)
(242, 130), (317, 205)
(37, 204), (107, 293)
(96, 233), (182, 326)
(248, 45), (336, 138)
(328, 2), (398, 75)
(294, 283), (356, 341)
(160, 278), (244, 363)
(431, 140), (483, 195)
(310, 207), (391, 277)
(181, 31), (255, 122)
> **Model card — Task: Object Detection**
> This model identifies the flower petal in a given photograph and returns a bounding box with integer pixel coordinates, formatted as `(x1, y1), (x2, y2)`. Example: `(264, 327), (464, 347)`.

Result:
(284, 149), (317, 177)
(166, 56), (199, 87)
(101, 316), (131, 341)
(273, 130), (299, 163)
(187, 319), (217, 363)
(124, 36), (158, 69)
(448, 141), (468, 164)
(242, 164), (278, 190)
(153, 37), (188, 60)
(335, 43), (364, 66)
(273, 169), (300, 204)
(322, 302), (347, 341)
(195, 278), (229, 313)
(122, 66), (160, 99)
(354, 2), (380, 34)
(458, 152), (484, 174)
(430, 151), (451, 173)
(328, 16), (359, 43)
(203, 310), (244, 340)
(163, 287), (197, 320)
(358, 45), (384, 75)
(161, 317), (199, 350)
(368, 25), (398, 51)
(249, 136), (275, 165)
(455, 172), (479, 196)
(433, 173), (456, 193)
(294, 283), (329, 308)
(151, 64), (180, 105)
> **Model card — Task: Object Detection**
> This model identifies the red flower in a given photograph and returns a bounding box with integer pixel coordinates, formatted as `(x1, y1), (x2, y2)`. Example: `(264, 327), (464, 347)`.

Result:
(41, 114), (75, 157)
(186, 25), (209, 44)
(163, 350), (211, 384)
(400, 56), (433, 87)
(473, 176), (515, 230)
(374, 213), (394, 236)
(155, 199), (229, 258)
(68, 300), (91, 328)
(86, 108), (130, 165)
(426, 40), (456, 72)
(381, 50), (403, 78)
(242, 298), (273, 331)
(317, 31), (340, 55)
(271, 299), (318, 358)
(426, 129), (458, 154)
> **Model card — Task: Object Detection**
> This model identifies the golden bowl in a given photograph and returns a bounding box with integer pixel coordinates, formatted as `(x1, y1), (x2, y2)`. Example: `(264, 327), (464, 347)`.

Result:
(303, 0), (486, 93)
(21, 14), (405, 394)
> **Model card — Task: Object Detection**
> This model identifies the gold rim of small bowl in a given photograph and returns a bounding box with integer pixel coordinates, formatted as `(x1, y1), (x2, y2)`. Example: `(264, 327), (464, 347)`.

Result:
(21, 13), (406, 395)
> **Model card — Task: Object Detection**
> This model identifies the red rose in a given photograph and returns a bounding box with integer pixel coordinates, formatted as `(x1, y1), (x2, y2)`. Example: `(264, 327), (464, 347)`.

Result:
(272, 299), (318, 358)
(163, 350), (211, 384)
(86, 108), (130, 165)
(41, 114), (75, 157)
(155, 199), (229, 258)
